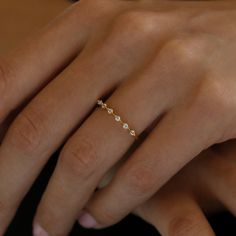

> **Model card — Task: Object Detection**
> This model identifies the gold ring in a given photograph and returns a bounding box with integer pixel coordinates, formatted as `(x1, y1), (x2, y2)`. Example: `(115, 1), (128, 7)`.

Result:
(97, 99), (138, 140)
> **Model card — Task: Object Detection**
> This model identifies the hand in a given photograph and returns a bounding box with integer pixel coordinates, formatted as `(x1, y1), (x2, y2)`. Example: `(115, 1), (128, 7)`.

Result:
(134, 140), (236, 236)
(0, 0), (236, 235)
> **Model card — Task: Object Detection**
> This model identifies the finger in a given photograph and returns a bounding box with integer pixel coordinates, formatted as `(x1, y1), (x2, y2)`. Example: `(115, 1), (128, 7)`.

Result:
(0, 9), (161, 235)
(0, 99), (30, 143)
(0, 1), (91, 123)
(33, 84), (163, 234)
(82, 83), (226, 228)
(201, 142), (236, 216)
(0, 109), (18, 143)
(32, 33), (210, 235)
(136, 191), (215, 236)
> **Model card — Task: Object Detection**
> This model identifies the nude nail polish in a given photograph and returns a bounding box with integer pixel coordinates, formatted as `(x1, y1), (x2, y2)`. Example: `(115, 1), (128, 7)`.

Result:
(78, 212), (98, 228)
(33, 223), (49, 236)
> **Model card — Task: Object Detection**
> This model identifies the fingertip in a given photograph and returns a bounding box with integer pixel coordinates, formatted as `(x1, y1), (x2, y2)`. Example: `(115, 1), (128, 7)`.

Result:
(33, 223), (49, 236)
(78, 212), (99, 229)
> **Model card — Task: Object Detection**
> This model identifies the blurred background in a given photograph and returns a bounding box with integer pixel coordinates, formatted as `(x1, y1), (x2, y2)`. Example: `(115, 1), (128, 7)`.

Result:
(1, 0), (236, 235)
(0, 0), (70, 54)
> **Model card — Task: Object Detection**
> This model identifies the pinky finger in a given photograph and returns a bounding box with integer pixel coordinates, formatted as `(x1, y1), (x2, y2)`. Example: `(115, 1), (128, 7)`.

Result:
(135, 192), (215, 236)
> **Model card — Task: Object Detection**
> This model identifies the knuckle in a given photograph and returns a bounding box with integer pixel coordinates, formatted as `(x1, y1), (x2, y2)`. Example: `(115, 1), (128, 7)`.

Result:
(8, 107), (45, 153)
(163, 36), (207, 66)
(60, 136), (98, 180)
(113, 10), (158, 40)
(192, 78), (231, 121)
(168, 213), (204, 236)
(125, 165), (156, 196)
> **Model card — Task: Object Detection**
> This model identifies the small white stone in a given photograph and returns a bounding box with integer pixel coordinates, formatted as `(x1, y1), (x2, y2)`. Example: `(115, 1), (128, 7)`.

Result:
(115, 115), (121, 121)
(102, 103), (107, 108)
(97, 100), (103, 105)
(123, 123), (129, 129)
(130, 130), (136, 136)
(107, 108), (113, 114)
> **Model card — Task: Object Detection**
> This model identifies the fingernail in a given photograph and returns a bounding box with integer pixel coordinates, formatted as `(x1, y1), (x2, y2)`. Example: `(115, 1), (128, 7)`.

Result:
(78, 212), (98, 228)
(33, 223), (49, 236)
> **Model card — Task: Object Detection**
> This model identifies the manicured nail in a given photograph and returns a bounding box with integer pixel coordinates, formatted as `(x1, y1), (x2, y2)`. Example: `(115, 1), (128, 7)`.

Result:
(78, 212), (98, 228)
(33, 223), (49, 236)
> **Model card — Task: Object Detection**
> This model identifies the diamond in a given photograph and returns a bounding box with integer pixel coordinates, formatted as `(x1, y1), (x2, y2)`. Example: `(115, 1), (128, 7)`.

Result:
(97, 100), (103, 105)
(107, 108), (113, 114)
(102, 103), (107, 108)
(115, 115), (121, 121)
(130, 130), (136, 136)
(123, 123), (129, 129)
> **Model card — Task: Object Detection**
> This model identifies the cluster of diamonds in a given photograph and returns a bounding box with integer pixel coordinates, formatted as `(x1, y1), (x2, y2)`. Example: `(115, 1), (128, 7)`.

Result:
(97, 99), (137, 139)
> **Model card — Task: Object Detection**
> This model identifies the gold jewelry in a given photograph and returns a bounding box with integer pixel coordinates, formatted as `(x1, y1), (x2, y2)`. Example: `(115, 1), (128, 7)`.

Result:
(97, 99), (138, 140)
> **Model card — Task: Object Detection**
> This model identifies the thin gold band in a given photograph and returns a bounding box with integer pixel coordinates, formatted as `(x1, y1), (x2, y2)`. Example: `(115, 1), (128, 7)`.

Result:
(97, 99), (138, 140)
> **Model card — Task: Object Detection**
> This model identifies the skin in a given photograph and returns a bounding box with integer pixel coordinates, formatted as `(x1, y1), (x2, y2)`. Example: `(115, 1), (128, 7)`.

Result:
(0, 0), (236, 235)
(134, 140), (236, 236)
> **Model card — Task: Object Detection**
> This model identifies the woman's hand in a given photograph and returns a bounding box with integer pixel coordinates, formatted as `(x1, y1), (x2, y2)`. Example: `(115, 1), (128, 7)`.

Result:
(0, 0), (236, 235)
(134, 140), (236, 236)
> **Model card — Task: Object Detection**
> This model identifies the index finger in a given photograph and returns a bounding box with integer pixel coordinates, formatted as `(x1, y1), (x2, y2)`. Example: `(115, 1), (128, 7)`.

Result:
(0, 2), (90, 123)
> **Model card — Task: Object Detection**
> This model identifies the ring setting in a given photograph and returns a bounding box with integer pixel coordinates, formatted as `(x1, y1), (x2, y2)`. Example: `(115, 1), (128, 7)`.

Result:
(97, 99), (138, 139)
